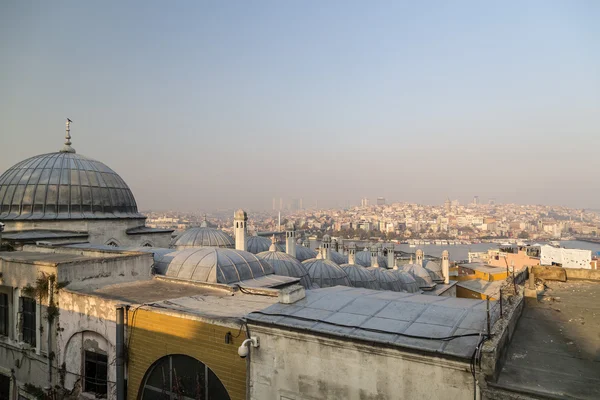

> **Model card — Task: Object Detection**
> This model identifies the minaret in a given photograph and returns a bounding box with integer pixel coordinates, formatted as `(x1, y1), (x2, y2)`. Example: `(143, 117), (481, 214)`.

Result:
(285, 222), (297, 258)
(234, 209), (247, 251)
(409, 255), (413, 264)
(60, 118), (76, 153)
(416, 249), (424, 267)
(387, 244), (395, 269)
(370, 245), (379, 268)
(322, 234), (332, 260)
(348, 242), (356, 265)
(442, 250), (450, 284)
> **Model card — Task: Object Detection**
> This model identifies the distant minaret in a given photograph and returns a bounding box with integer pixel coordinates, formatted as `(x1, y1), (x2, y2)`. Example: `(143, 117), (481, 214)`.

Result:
(416, 249), (424, 267)
(234, 209), (247, 251)
(348, 242), (356, 265)
(370, 245), (379, 268)
(61, 118), (76, 153)
(442, 250), (450, 284)
(387, 244), (395, 269)
(322, 234), (332, 260)
(286, 222), (297, 258)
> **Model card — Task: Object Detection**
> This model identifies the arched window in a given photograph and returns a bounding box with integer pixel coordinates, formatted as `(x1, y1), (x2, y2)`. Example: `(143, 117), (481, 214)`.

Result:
(141, 354), (230, 400)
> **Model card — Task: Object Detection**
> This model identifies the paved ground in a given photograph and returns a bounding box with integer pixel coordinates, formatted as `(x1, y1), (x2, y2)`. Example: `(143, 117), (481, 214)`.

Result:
(494, 280), (600, 399)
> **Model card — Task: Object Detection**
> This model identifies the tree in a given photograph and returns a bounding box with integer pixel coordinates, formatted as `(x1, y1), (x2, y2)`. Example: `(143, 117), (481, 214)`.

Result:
(518, 231), (530, 239)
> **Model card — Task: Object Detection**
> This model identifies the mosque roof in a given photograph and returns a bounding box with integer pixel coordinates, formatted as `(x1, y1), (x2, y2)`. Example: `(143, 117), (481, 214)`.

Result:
(367, 267), (405, 292)
(171, 227), (234, 249)
(355, 251), (388, 268)
(246, 235), (283, 254)
(256, 250), (312, 289)
(295, 245), (318, 262)
(302, 257), (352, 288)
(402, 264), (437, 289)
(340, 264), (380, 290)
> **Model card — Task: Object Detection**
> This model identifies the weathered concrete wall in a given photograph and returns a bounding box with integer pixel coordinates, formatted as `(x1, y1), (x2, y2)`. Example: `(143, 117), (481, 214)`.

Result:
(57, 290), (118, 399)
(532, 265), (600, 282)
(4, 219), (171, 248)
(248, 325), (477, 400)
(55, 253), (153, 283)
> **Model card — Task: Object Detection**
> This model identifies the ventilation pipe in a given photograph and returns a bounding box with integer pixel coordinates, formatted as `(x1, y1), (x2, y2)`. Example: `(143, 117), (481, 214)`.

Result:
(387, 244), (395, 270)
(442, 250), (450, 284)
(416, 249), (424, 267)
(285, 222), (296, 258)
(348, 242), (356, 265)
(370, 246), (379, 268)
(116, 305), (125, 400)
(234, 209), (248, 251)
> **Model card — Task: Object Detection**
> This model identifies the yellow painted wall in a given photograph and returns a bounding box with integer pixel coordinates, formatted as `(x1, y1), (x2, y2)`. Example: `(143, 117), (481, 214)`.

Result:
(456, 286), (497, 301)
(127, 308), (247, 400)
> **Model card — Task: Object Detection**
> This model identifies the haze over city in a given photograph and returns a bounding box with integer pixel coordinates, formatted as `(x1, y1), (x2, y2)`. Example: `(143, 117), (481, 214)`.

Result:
(1, 1), (599, 210)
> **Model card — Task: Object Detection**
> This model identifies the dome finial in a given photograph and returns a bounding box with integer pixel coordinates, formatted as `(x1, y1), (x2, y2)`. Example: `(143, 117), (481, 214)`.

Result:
(269, 235), (278, 252)
(200, 214), (208, 228)
(61, 118), (76, 153)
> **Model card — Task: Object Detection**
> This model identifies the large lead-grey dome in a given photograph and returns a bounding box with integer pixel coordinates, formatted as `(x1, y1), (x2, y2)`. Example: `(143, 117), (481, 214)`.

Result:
(367, 267), (405, 292)
(391, 268), (421, 293)
(295, 245), (317, 262)
(171, 226), (234, 249)
(256, 250), (312, 289)
(355, 250), (388, 269)
(154, 247), (274, 284)
(247, 235), (283, 254)
(423, 260), (444, 282)
(0, 152), (143, 220)
(402, 264), (436, 289)
(302, 257), (352, 288)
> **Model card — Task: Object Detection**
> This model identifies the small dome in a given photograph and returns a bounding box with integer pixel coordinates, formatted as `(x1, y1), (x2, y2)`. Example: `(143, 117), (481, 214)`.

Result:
(234, 209), (247, 219)
(246, 236), (283, 254)
(367, 267), (405, 292)
(322, 234), (331, 241)
(340, 264), (380, 290)
(402, 264), (436, 288)
(329, 250), (348, 265)
(0, 152), (143, 220)
(155, 247), (274, 284)
(295, 245), (318, 262)
(391, 269), (421, 293)
(256, 250), (312, 289)
(171, 227), (234, 249)
(302, 257), (352, 288)
(423, 260), (444, 282)
(355, 251), (388, 268)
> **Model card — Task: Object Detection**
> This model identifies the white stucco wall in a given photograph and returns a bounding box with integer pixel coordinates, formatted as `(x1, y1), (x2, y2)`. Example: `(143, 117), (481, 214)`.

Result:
(249, 325), (478, 400)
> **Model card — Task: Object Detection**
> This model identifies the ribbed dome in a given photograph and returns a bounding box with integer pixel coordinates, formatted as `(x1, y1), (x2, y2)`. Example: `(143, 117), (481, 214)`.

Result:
(340, 264), (380, 290)
(154, 247), (274, 284)
(367, 267), (405, 292)
(355, 251), (388, 269)
(302, 257), (352, 288)
(0, 152), (143, 220)
(247, 236), (283, 254)
(329, 250), (348, 265)
(391, 269), (421, 293)
(256, 250), (312, 289)
(402, 264), (436, 288)
(423, 260), (444, 282)
(295, 245), (318, 262)
(171, 227), (234, 249)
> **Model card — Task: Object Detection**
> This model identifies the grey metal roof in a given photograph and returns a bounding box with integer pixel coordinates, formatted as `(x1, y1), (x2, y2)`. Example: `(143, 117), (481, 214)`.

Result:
(302, 258), (352, 288)
(126, 226), (174, 235)
(295, 245), (317, 262)
(340, 264), (380, 290)
(247, 235), (283, 254)
(171, 227), (234, 249)
(154, 247), (275, 285)
(2, 230), (89, 241)
(247, 286), (498, 359)
(256, 250), (312, 289)
(423, 260), (444, 282)
(367, 267), (405, 292)
(329, 250), (348, 265)
(355, 251), (388, 268)
(0, 152), (143, 220)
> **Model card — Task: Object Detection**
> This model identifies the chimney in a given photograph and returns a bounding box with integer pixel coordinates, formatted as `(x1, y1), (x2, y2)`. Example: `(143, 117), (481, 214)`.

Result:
(234, 209), (248, 251)
(285, 222), (296, 258)
(416, 249), (424, 267)
(370, 245), (379, 268)
(442, 250), (450, 284)
(322, 235), (332, 260)
(348, 242), (356, 265)
(387, 244), (395, 269)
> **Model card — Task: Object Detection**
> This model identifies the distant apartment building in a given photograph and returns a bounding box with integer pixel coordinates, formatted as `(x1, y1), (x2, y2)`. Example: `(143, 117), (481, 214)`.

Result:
(376, 197), (386, 206)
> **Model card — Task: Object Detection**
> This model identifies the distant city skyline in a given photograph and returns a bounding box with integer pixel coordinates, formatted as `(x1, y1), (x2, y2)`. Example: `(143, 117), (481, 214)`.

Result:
(1, 1), (599, 210)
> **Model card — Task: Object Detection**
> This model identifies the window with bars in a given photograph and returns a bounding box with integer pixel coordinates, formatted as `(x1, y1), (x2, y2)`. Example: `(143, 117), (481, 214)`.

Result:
(21, 297), (36, 346)
(0, 293), (8, 337)
(84, 351), (108, 397)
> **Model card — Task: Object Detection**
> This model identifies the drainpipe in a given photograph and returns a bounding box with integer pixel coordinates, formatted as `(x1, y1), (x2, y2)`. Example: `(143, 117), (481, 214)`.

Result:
(47, 278), (55, 390)
(116, 305), (125, 400)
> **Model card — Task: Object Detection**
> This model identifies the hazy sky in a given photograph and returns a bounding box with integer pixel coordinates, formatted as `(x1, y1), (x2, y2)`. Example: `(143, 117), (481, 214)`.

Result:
(1, 1), (599, 211)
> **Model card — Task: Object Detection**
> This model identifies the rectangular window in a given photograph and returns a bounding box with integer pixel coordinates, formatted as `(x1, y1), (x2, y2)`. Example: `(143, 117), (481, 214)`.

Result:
(84, 351), (108, 396)
(21, 297), (36, 347)
(0, 373), (10, 400)
(0, 294), (8, 337)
